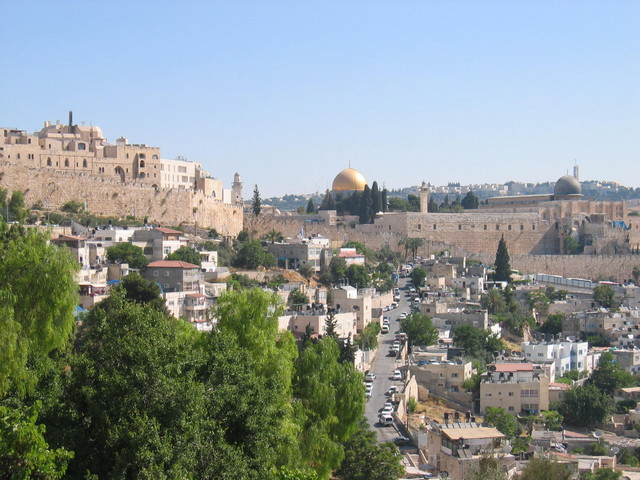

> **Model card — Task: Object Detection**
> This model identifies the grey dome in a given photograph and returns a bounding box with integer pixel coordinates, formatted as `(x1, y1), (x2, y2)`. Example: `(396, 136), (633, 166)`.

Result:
(554, 175), (581, 196)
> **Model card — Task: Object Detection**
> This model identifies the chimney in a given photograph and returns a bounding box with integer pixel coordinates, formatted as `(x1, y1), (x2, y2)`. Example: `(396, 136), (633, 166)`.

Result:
(465, 411), (471, 422)
(454, 411), (460, 423)
(444, 412), (450, 424)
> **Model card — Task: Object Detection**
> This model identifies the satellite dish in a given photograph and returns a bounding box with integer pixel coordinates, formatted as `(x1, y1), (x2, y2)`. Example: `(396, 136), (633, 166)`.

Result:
(593, 431), (603, 439)
(612, 446), (620, 454)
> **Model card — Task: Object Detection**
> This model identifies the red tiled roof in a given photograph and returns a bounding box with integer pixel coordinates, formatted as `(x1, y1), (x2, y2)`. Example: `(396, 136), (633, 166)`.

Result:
(338, 251), (364, 258)
(155, 227), (183, 235)
(51, 235), (87, 241)
(494, 363), (534, 372)
(147, 260), (199, 269)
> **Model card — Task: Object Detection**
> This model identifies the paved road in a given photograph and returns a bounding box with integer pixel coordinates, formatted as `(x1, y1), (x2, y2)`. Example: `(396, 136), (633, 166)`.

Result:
(365, 277), (413, 443)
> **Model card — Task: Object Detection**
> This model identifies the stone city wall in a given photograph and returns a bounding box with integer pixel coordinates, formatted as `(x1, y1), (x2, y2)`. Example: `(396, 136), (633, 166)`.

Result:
(0, 162), (243, 235)
(247, 211), (559, 256)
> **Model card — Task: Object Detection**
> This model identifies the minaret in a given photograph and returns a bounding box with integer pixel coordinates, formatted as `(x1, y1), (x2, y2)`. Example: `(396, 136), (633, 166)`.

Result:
(419, 181), (430, 213)
(573, 163), (580, 182)
(232, 172), (243, 204)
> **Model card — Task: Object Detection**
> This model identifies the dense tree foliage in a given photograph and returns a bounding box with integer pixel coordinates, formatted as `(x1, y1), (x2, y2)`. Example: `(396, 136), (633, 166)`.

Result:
(0, 224), (78, 396)
(106, 241), (149, 269)
(514, 457), (572, 480)
(589, 351), (634, 395)
(494, 235), (511, 282)
(165, 245), (202, 265)
(452, 325), (504, 362)
(461, 190), (480, 209)
(484, 407), (518, 438)
(252, 184), (262, 216)
(481, 288), (508, 314)
(409, 266), (427, 288)
(557, 384), (610, 428)
(539, 313), (565, 335)
(400, 313), (438, 348)
(105, 271), (168, 313)
(593, 285), (615, 308)
(334, 421), (403, 480)
(233, 240), (276, 269)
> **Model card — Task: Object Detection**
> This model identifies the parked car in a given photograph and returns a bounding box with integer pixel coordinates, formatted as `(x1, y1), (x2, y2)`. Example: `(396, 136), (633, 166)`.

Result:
(365, 387), (373, 398)
(382, 405), (394, 414)
(387, 386), (399, 395)
(381, 325), (389, 334)
(392, 435), (412, 446)
(365, 372), (376, 382)
(378, 414), (394, 426)
(393, 369), (403, 380)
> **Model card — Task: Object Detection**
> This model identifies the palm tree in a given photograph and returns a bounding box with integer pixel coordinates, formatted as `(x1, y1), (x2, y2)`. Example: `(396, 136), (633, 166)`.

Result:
(262, 229), (283, 244)
(398, 237), (410, 260)
(407, 238), (424, 260)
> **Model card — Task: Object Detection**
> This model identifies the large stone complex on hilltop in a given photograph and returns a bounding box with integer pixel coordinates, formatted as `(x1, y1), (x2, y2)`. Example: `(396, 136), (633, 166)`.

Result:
(0, 113), (243, 235)
(249, 167), (640, 281)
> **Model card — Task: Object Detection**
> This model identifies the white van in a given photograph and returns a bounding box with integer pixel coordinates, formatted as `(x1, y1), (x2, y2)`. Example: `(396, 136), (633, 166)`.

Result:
(379, 414), (394, 426)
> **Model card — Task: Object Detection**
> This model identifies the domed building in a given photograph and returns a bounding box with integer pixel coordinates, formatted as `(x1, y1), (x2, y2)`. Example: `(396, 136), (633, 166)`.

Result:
(331, 167), (368, 199)
(553, 175), (582, 199)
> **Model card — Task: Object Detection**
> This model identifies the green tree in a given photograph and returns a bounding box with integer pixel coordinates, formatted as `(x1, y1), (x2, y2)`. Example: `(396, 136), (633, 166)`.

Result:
(409, 266), (427, 288)
(105, 272), (168, 313)
(563, 235), (582, 254)
(593, 285), (615, 308)
(582, 468), (623, 480)
(461, 190), (479, 209)
(0, 225), (79, 396)
(428, 197), (438, 213)
(407, 194), (420, 212)
(527, 289), (551, 316)
(319, 189), (335, 211)
(514, 457), (572, 480)
(346, 264), (370, 288)
(590, 351), (634, 395)
(165, 245), (202, 265)
(539, 313), (564, 335)
(406, 238), (424, 260)
(481, 289), (508, 314)
(484, 407), (518, 438)
(540, 410), (564, 431)
(381, 188), (388, 213)
(293, 337), (364, 477)
(400, 313), (438, 349)
(387, 197), (409, 212)
(494, 235), (511, 283)
(325, 312), (338, 339)
(234, 239), (276, 269)
(467, 455), (508, 480)
(371, 181), (381, 216)
(237, 228), (250, 242)
(359, 185), (372, 224)
(453, 324), (503, 361)
(5, 190), (28, 222)
(329, 257), (348, 284)
(0, 401), (73, 480)
(106, 242), (149, 269)
(558, 384), (610, 428)
(306, 199), (315, 214)
(334, 420), (403, 480)
(354, 323), (380, 351)
(263, 229), (284, 244)
(252, 184), (262, 216)
(208, 228), (220, 239)
(299, 263), (314, 280)
(61, 200), (84, 214)
(289, 288), (310, 310)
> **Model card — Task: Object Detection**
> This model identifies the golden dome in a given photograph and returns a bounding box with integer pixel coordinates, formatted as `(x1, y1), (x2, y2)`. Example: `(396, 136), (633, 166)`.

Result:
(332, 168), (368, 192)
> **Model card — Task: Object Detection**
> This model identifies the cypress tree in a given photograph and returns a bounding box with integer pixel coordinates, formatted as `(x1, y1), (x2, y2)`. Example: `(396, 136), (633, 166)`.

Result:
(359, 185), (372, 224)
(306, 198), (315, 214)
(494, 235), (511, 282)
(371, 181), (381, 216)
(381, 188), (388, 213)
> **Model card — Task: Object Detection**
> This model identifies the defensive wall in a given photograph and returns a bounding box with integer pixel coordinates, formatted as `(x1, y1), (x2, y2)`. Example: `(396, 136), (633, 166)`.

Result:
(0, 162), (243, 235)
(247, 212), (640, 282)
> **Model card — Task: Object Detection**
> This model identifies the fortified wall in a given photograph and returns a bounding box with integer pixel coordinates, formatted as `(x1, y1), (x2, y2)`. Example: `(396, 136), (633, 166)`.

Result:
(0, 162), (243, 236)
(247, 212), (640, 282)
(247, 211), (558, 255)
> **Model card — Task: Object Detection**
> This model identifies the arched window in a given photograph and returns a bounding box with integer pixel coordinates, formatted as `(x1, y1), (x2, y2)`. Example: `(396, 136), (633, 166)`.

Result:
(64, 158), (69, 167)
(78, 143), (86, 150)
(140, 172), (146, 178)
(83, 159), (87, 168)
(47, 157), (52, 166)
(152, 154), (158, 160)
(139, 160), (145, 168)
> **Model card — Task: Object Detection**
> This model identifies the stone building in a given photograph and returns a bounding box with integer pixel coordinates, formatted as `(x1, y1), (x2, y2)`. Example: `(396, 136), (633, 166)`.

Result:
(480, 363), (551, 415)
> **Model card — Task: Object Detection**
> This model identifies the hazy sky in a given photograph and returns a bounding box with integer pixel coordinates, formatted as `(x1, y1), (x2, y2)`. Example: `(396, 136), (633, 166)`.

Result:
(2, 1), (639, 197)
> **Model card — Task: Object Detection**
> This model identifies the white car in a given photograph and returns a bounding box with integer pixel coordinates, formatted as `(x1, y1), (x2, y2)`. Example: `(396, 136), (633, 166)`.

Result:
(387, 386), (399, 395)
(365, 373), (376, 382)
(382, 405), (394, 415)
(393, 369), (403, 380)
(365, 387), (373, 398)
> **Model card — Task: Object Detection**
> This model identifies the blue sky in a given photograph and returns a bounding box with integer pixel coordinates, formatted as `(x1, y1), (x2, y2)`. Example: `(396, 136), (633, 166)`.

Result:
(2, 1), (639, 197)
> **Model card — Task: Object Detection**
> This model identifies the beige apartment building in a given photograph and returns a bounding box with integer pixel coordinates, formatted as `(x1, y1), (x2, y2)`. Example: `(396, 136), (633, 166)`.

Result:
(480, 363), (551, 415)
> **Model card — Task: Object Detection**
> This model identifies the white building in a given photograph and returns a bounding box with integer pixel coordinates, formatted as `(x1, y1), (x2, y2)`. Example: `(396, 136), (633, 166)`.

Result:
(521, 340), (590, 377)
